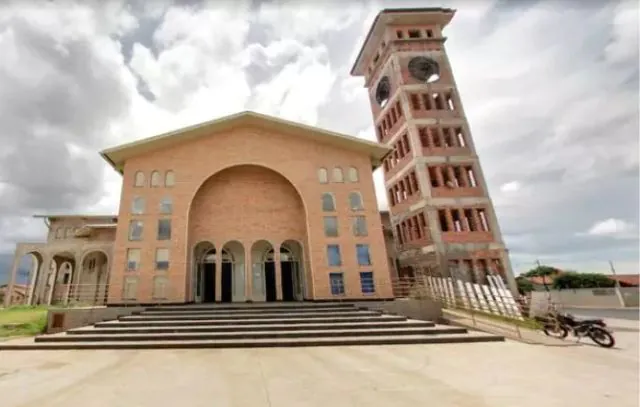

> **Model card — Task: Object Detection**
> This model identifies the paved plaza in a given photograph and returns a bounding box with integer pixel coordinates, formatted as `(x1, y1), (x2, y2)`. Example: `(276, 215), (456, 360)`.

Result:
(1, 331), (637, 407)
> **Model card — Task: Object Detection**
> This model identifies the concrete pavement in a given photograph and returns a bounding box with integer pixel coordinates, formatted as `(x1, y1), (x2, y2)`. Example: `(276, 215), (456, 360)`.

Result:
(1, 333), (638, 407)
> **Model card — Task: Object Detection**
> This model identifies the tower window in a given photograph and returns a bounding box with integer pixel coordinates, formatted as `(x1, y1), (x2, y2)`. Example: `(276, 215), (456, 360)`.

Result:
(426, 29), (434, 38)
(375, 76), (391, 107)
(408, 29), (421, 38)
(396, 30), (404, 39)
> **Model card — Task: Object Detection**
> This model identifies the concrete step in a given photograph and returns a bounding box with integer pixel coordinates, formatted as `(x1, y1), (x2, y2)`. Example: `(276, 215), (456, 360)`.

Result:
(68, 321), (436, 335)
(143, 303), (358, 312)
(1, 332), (505, 350)
(119, 310), (381, 321)
(137, 306), (361, 316)
(36, 326), (470, 342)
(96, 315), (409, 328)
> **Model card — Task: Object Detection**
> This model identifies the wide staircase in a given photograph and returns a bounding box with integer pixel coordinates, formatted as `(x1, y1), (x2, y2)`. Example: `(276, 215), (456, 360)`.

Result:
(4, 303), (504, 349)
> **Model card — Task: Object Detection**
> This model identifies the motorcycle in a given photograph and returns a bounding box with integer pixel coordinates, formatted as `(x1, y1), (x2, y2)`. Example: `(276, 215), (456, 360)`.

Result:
(538, 311), (616, 348)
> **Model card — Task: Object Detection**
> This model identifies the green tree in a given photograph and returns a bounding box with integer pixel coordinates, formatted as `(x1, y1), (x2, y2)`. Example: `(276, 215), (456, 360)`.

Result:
(552, 272), (616, 290)
(515, 276), (534, 294)
(522, 265), (561, 278)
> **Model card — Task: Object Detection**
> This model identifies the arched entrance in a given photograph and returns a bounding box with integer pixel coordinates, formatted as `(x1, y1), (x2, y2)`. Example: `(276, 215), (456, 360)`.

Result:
(18, 252), (43, 305)
(251, 240), (274, 302)
(280, 240), (304, 301)
(77, 251), (109, 305)
(193, 242), (216, 303)
(222, 241), (245, 302)
(188, 164), (309, 303)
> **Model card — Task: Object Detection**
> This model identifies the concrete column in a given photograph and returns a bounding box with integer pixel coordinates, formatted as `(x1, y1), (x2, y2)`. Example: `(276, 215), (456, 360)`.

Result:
(445, 209), (454, 232)
(459, 166), (470, 187)
(2, 248), (20, 308)
(45, 259), (60, 305)
(71, 254), (82, 301)
(446, 166), (456, 187)
(274, 248), (282, 301)
(435, 166), (444, 187)
(26, 259), (38, 306)
(215, 255), (222, 302)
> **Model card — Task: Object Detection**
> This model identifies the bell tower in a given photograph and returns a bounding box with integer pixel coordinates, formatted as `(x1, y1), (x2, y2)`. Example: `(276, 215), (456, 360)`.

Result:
(351, 8), (517, 294)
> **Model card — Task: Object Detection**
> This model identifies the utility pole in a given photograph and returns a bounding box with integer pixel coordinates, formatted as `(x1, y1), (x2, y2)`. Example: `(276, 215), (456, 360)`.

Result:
(608, 260), (625, 308)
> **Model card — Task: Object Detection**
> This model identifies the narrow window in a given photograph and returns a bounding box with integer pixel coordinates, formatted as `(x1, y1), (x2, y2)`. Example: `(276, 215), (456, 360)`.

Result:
(134, 171), (145, 187)
(126, 248), (141, 271)
(318, 167), (328, 184)
(131, 196), (145, 215)
(159, 197), (173, 214)
(348, 166), (359, 183)
(329, 272), (345, 295)
(426, 29), (434, 38)
(165, 170), (175, 187)
(455, 127), (466, 147)
(478, 209), (490, 231)
(396, 30), (404, 39)
(157, 219), (172, 240)
(359, 272), (375, 294)
(332, 167), (344, 183)
(356, 244), (371, 266)
(352, 216), (368, 237)
(348, 192), (364, 211)
(122, 276), (138, 300)
(155, 248), (170, 270)
(128, 220), (143, 241)
(321, 193), (336, 212)
(152, 276), (168, 299)
(150, 171), (161, 187)
(327, 245), (342, 266)
(408, 29), (421, 38)
(438, 210), (449, 232)
(323, 216), (339, 237)
(466, 166), (477, 187)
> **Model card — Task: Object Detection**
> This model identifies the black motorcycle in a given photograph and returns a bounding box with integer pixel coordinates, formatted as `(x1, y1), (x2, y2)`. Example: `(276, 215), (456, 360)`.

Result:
(539, 311), (616, 348)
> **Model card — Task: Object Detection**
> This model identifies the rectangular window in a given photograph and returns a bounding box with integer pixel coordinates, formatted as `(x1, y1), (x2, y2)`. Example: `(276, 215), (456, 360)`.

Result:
(327, 245), (342, 266)
(155, 248), (170, 270)
(329, 272), (345, 295)
(356, 244), (371, 266)
(323, 216), (338, 237)
(126, 249), (141, 271)
(352, 216), (368, 237)
(157, 219), (172, 240)
(159, 197), (173, 214)
(123, 276), (138, 300)
(359, 272), (375, 294)
(128, 220), (143, 241)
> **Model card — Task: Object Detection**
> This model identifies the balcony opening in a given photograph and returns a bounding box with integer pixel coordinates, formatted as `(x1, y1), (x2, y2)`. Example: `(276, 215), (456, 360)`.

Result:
(408, 29), (421, 38)
(478, 209), (490, 231)
(438, 210), (449, 232)
(463, 209), (476, 231)
(466, 166), (477, 187)
(452, 209), (463, 232)
(455, 127), (466, 147)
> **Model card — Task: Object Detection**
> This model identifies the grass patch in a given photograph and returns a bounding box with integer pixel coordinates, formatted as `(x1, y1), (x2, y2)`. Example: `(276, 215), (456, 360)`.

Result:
(0, 306), (49, 339)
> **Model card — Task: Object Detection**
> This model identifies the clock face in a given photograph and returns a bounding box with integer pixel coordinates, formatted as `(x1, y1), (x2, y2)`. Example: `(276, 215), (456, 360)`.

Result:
(408, 56), (440, 83)
(375, 76), (391, 107)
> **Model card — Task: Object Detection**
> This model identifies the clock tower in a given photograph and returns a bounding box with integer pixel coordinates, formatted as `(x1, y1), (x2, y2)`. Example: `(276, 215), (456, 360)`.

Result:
(351, 8), (518, 294)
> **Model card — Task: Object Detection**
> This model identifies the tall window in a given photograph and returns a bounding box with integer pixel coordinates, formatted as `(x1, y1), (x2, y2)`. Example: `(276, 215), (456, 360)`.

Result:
(131, 196), (145, 214)
(152, 276), (168, 299)
(318, 167), (328, 184)
(126, 249), (141, 271)
(165, 170), (175, 187)
(356, 244), (371, 266)
(348, 192), (364, 211)
(157, 219), (172, 240)
(348, 167), (359, 183)
(329, 273), (345, 295)
(327, 245), (342, 266)
(323, 216), (338, 237)
(359, 272), (375, 294)
(321, 193), (335, 212)
(150, 170), (161, 187)
(352, 216), (368, 237)
(159, 197), (173, 214)
(128, 220), (143, 241)
(123, 276), (138, 300)
(332, 167), (344, 183)
(134, 171), (145, 187)
(155, 248), (170, 270)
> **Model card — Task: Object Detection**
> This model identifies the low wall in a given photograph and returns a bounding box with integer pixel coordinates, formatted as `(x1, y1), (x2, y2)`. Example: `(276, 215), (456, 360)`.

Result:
(357, 298), (443, 322)
(529, 287), (639, 315)
(46, 306), (145, 334)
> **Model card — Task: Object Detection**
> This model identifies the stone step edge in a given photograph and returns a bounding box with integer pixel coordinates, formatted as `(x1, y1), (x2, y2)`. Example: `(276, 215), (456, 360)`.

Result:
(0, 333), (505, 350)
(137, 307), (363, 315)
(144, 303), (359, 311)
(95, 317), (408, 327)
(120, 312), (382, 320)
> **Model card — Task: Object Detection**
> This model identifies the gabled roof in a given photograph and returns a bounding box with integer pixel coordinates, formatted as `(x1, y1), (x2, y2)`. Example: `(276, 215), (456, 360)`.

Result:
(100, 111), (391, 174)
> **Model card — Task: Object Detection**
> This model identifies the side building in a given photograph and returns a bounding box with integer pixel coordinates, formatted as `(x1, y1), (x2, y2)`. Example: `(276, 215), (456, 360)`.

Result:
(3, 111), (398, 306)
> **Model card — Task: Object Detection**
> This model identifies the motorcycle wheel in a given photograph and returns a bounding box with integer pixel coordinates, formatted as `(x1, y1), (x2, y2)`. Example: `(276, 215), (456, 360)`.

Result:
(543, 324), (568, 339)
(589, 327), (615, 348)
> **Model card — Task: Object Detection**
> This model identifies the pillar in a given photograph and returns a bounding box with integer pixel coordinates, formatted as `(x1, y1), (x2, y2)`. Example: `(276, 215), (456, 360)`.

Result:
(445, 209), (454, 232)
(215, 255), (222, 302)
(274, 247), (282, 301)
(2, 248), (20, 308)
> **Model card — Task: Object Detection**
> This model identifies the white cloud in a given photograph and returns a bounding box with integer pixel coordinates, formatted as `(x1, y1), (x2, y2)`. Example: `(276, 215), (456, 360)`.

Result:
(581, 218), (637, 239)
(500, 181), (521, 193)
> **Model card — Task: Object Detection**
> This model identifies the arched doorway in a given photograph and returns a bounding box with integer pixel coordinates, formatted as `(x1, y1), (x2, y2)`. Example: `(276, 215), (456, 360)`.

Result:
(188, 164), (309, 304)
(251, 240), (274, 302)
(222, 241), (245, 302)
(77, 251), (109, 305)
(280, 240), (304, 301)
(193, 242), (216, 303)
(18, 252), (43, 305)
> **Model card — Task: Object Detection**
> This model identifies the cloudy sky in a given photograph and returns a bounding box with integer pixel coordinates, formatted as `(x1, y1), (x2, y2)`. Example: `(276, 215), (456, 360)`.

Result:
(0, 0), (638, 280)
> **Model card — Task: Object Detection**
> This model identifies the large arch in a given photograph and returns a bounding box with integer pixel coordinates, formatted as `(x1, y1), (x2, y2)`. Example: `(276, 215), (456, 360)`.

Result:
(15, 251), (43, 306)
(76, 250), (109, 305)
(187, 164), (310, 302)
(40, 252), (75, 306)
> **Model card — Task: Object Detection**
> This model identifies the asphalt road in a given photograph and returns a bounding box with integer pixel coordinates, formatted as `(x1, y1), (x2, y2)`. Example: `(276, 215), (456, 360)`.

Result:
(563, 307), (639, 321)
